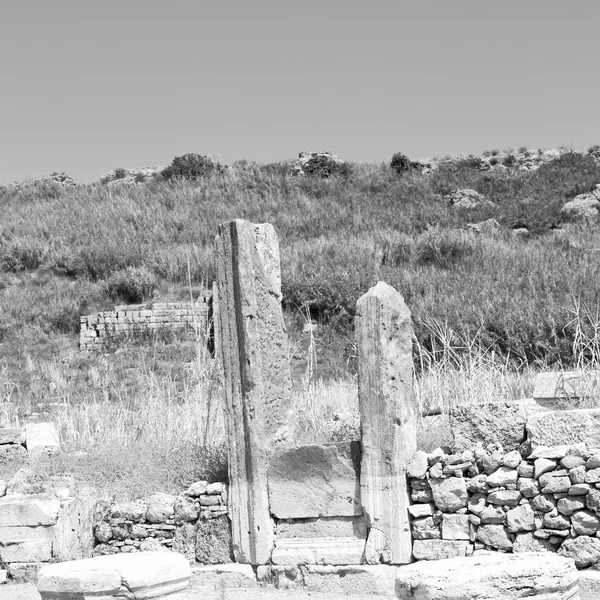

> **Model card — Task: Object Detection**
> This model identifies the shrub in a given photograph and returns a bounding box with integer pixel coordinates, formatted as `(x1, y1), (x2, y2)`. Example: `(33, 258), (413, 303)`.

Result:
(390, 152), (418, 175)
(491, 149), (500, 156)
(161, 154), (224, 181)
(518, 146), (528, 154)
(302, 154), (346, 178)
(502, 154), (517, 167)
(105, 266), (158, 304)
(489, 157), (499, 166)
(588, 145), (600, 154)
(114, 168), (127, 180)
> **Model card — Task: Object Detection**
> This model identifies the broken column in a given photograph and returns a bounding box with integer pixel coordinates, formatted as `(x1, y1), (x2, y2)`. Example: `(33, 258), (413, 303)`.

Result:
(356, 281), (417, 564)
(214, 220), (294, 565)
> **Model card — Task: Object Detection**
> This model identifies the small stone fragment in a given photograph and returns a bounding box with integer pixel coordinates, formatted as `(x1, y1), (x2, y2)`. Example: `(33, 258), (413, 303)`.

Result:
(467, 493), (487, 517)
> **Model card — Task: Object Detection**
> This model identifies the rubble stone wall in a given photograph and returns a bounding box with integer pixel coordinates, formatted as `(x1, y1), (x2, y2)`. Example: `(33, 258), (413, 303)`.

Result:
(79, 301), (208, 351)
(92, 482), (232, 565)
(408, 443), (600, 567)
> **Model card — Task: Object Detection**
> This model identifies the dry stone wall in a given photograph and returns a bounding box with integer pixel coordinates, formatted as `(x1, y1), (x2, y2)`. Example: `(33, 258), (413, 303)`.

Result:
(92, 481), (231, 565)
(79, 301), (208, 351)
(408, 441), (600, 567)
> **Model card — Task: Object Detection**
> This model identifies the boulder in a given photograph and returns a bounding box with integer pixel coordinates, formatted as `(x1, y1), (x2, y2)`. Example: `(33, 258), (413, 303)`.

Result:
(407, 451), (429, 479)
(25, 422), (60, 457)
(527, 408), (600, 449)
(395, 553), (578, 600)
(559, 536), (600, 568)
(0, 493), (60, 526)
(37, 551), (191, 599)
(146, 493), (175, 523)
(429, 477), (468, 512)
(268, 442), (361, 519)
(571, 510), (600, 535)
(444, 189), (490, 209)
(561, 189), (600, 221)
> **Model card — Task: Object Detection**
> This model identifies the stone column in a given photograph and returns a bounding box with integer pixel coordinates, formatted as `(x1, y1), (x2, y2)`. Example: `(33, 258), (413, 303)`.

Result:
(214, 219), (294, 565)
(356, 281), (417, 564)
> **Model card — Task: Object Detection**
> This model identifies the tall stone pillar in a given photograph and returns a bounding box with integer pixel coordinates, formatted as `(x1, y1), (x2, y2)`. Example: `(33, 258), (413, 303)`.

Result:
(356, 281), (417, 564)
(214, 219), (294, 565)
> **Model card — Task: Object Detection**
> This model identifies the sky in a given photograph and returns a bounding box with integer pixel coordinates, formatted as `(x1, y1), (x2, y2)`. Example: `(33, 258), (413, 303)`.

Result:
(1, 0), (599, 184)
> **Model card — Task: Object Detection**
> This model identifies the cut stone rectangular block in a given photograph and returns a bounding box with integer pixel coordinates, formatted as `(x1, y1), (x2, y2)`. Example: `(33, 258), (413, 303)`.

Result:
(215, 220), (294, 565)
(276, 516), (366, 539)
(356, 281), (417, 565)
(271, 537), (366, 566)
(0, 525), (54, 544)
(0, 539), (52, 562)
(190, 564), (257, 591)
(412, 540), (472, 561)
(395, 553), (579, 600)
(442, 514), (471, 540)
(0, 428), (23, 445)
(25, 422), (59, 457)
(268, 442), (361, 519)
(38, 551), (191, 600)
(0, 494), (60, 527)
(527, 408), (600, 449)
(302, 565), (398, 597)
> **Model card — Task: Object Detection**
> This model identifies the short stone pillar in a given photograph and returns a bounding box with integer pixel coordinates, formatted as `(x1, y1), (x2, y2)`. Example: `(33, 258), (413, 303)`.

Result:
(356, 281), (417, 564)
(214, 219), (294, 565)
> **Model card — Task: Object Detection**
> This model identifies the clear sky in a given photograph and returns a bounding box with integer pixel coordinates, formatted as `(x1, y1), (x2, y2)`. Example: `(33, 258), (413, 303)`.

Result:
(1, 0), (598, 184)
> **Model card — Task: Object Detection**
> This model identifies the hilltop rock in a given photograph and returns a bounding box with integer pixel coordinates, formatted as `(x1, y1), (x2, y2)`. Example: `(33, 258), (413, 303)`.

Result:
(292, 152), (344, 177)
(444, 189), (490, 209)
(5, 172), (76, 192)
(98, 166), (166, 186)
(465, 219), (501, 234)
(561, 185), (600, 221)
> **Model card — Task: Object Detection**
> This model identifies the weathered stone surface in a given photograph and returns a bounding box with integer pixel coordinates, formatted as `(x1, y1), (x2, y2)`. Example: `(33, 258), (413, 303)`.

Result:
(95, 521), (112, 543)
(276, 516), (366, 540)
(476, 524), (513, 550)
(486, 466), (518, 487)
(429, 477), (468, 513)
(569, 483), (591, 495)
(395, 553), (578, 600)
(356, 281), (416, 565)
(535, 458), (557, 478)
(481, 505), (505, 524)
(517, 477), (539, 498)
(559, 536), (600, 568)
(174, 495), (199, 524)
(580, 570), (600, 600)
(411, 540), (472, 561)
(194, 563), (258, 591)
(196, 514), (233, 564)
(570, 465), (588, 484)
(558, 496), (586, 516)
(587, 488), (600, 512)
(301, 565), (398, 597)
(172, 523), (197, 563)
(450, 401), (526, 453)
(412, 517), (441, 540)
(541, 476), (571, 494)
(561, 455), (586, 469)
(543, 513), (570, 529)
(0, 494), (60, 527)
(532, 494), (556, 513)
(53, 494), (95, 562)
(25, 422), (59, 457)
(467, 493), (486, 516)
(0, 443), (27, 467)
(268, 442), (360, 519)
(38, 551), (191, 599)
(0, 480), (5, 497)
(502, 450), (521, 469)
(271, 537), (365, 566)
(506, 504), (535, 532)
(216, 220), (294, 565)
(185, 480), (207, 497)
(529, 445), (569, 460)
(0, 539), (52, 562)
(0, 427), (23, 445)
(408, 503), (434, 518)
(407, 451), (428, 479)
(572, 509), (600, 535)
(528, 408), (600, 449)
(512, 532), (553, 552)
(441, 514), (470, 540)
(146, 492), (175, 523)
(487, 490), (522, 506)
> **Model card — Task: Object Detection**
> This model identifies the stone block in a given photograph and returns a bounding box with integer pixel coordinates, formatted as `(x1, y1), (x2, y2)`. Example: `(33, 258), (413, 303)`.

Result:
(571, 509), (600, 535)
(408, 503), (435, 518)
(441, 514), (470, 540)
(0, 428), (24, 445)
(146, 493), (175, 523)
(476, 524), (513, 550)
(191, 563), (258, 591)
(512, 532), (553, 552)
(37, 551), (191, 599)
(172, 523), (196, 564)
(276, 516), (366, 539)
(395, 553), (578, 600)
(0, 540), (52, 562)
(429, 477), (468, 512)
(486, 466), (518, 487)
(527, 408), (600, 449)
(412, 517), (441, 540)
(271, 537), (365, 566)
(506, 504), (535, 532)
(487, 490), (522, 506)
(195, 514), (233, 564)
(268, 442), (361, 519)
(0, 525), (54, 545)
(559, 536), (600, 568)
(0, 494), (60, 527)
(25, 423), (59, 457)
(412, 540), (472, 561)
(301, 565), (398, 597)
(52, 494), (95, 561)
(7, 562), (41, 584)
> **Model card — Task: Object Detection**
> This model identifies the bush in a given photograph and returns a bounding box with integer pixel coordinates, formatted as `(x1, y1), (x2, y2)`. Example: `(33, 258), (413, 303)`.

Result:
(302, 154), (346, 178)
(390, 152), (415, 175)
(114, 168), (127, 180)
(161, 154), (225, 181)
(105, 267), (158, 304)
(502, 154), (517, 167)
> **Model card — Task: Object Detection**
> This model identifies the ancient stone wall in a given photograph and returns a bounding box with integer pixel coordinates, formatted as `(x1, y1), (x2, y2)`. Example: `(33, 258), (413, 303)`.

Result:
(79, 301), (208, 351)
(408, 442), (600, 567)
(91, 482), (231, 565)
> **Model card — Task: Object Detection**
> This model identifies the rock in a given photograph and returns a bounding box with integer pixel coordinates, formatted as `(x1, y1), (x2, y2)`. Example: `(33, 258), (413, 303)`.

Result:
(518, 462), (535, 478)
(271, 537), (366, 566)
(557, 496), (586, 516)
(0, 539), (53, 562)
(0, 443), (28, 467)
(172, 523), (197, 563)
(572, 509), (600, 535)
(468, 493), (487, 517)
(476, 524), (512, 550)
(268, 442), (361, 519)
(37, 551), (191, 599)
(535, 458), (557, 478)
(407, 451), (429, 479)
(502, 450), (521, 469)
(587, 489), (600, 512)
(0, 427), (24, 445)
(561, 455), (586, 469)
(408, 504), (435, 518)
(465, 219), (501, 235)
(429, 477), (468, 513)
(441, 514), (470, 540)
(571, 466), (588, 484)
(487, 490), (522, 506)
(291, 152), (344, 177)
(25, 422), (59, 457)
(429, 463), (443, 478)
(451, 402), (525, 453)
(512, 532), (553, 552)
(481, 505), (505, 524)
(0, 493), (60, 526)
(411, 540), (472, 561)
(466, 475), (489, 494)
(529, 445), (569, 460)
(486, 466), (518, 487)
(395, 553), (578, 600)
(559, 536), (600, 568)
(569, 483), (591, 495)
(588, 454), (600, 469)
(185, 481), (208, 497)
(532, 494), (556, 513)
(412, 517), (441, 540)
(541, 476), (571, 494)
(444, 188), (490, 209)
(561, 191), (600, 221)
(506, 504), (535, 532)
(196, 514), (233, 564)
(146, 493), (175, 523)
(8, 562), (42, 583)
(112, 500), (146, 522)
(517, 477), (539, 498)
(542, 513), (570, 530)
(528, 408), (600, 449)
(174, 496), (199, 524)
(587, 468), (600, 483)
(95, 522), (113, 543)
